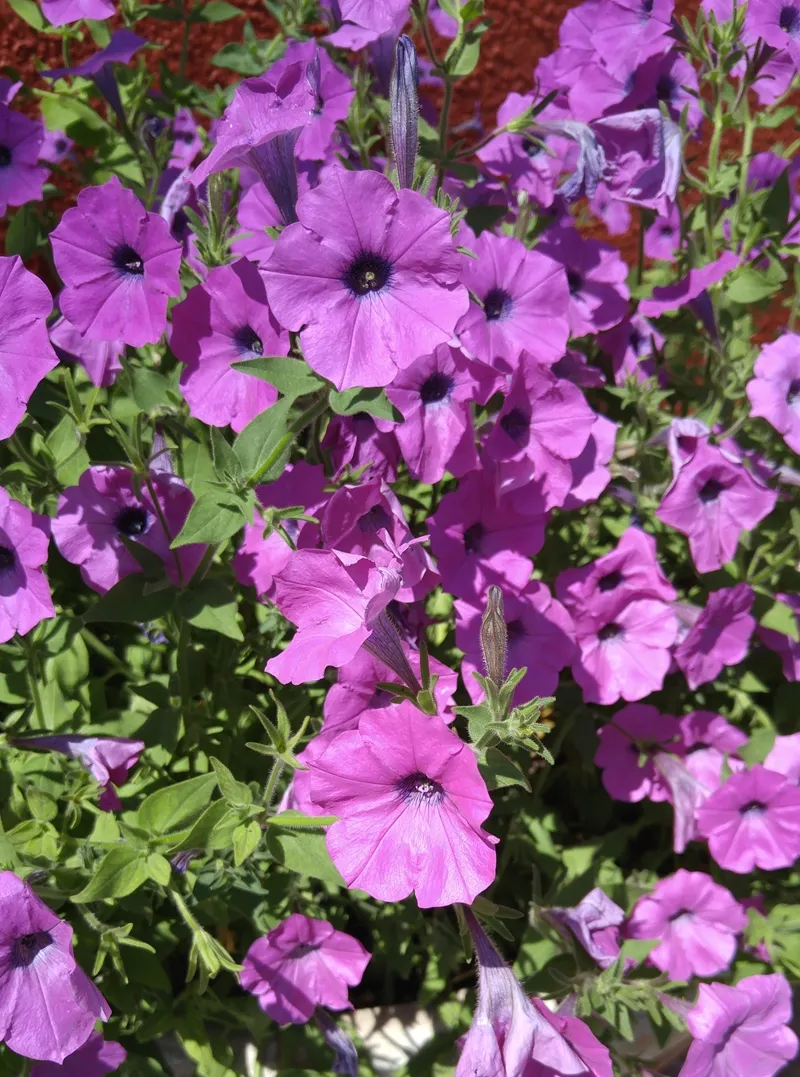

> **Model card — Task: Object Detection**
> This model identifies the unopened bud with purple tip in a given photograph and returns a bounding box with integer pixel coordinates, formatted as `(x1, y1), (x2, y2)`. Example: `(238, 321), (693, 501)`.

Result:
(481, 585), (507, 686)
(390, 35), (419, 189)
(251, 129), (303, 226)
(363, 608), (423, 696)
(306, 48), (323, 114)
(316, 1009), (359, 1077)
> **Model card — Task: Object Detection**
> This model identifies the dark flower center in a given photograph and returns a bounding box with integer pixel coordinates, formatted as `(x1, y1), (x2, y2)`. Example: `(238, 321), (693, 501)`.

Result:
(0, 545), (15, 574)
(0, 145), (11, 168)
(396, 770), (444, 805)
(656, 74), (677, 104)
(598, 622), (622, 641)
(233, 325), (263, 357)
(464, 521), (485, 554)
(525, 140), (544, 159)
(13, 931), (52, 968)
(668, 907), (693, 923)
(698, 478), (725, 504)
(484, 287), (514, 322)
(660, 223), (674, 236)
(629, 328), (645, 354)
(741, 800), (766, 818)
(344, 252), (392, 297)
(566, 269), (583, 296)
(370, 687), (393, 709)
(506, 618), (526, 643)
(289, 941), (322, 959)
(358, 504), (392, 533)
(641, 0), (654, 15)
(419, 371), (454, 405)
(779, 5), (800, 33)
(54, 137), (67, 153)
(111, 244), (145, 277)
(787, 379), (800, 407)
(116, 506), (149, 537)
(500, 407), (530, 443)
(598, 569), (623, 593)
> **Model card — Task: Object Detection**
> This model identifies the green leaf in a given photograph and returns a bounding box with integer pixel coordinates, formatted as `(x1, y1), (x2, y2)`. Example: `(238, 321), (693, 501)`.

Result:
(619, 937), (659, 963)
(329, 386), (402, 422)
(130, 366), (172, 411)
(5, 204), (42, 259)
(37, 90), (109, 133)
(45, 414), (90, 486)
(727, 268), (780, 303)
(146, 853), (172, 886)
(209, 427), (244, 481)
(167, 798), (231, 854)
(233, 397), (293, 478)
(82, 574), (177, 624)
(760, 599), (799, 641)
(176, 579), (244, 641)
(138, 774), (217, 836)
(266, 829), (344, 886)
(739, 726), (776, 766)
(209, 756), (252, 807)
(444, 20), (489, 77)
(73, 846), (148, 902)
(231, 356), (325, 399)
(233, 820), (262, 866)
(479, 747), (531, 791)
(7, 0), (45, 29)
(199, 0), (241, 17)
(762, 171), (791, 236)
(266, 810), (337, 828)
(171, 490), (250, 546)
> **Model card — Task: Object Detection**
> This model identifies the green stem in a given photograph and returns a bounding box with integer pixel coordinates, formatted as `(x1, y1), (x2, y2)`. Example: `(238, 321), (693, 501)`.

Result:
(436, 77), (454, 191)
(248, 394), (329, 486)
(177, 619), (192, 722)
(178, 3), (193, 80)
(263, 758), (285, 809)
(20, 638), (45, 729)
(734, 98), (755, 241)
(142, 471), (185, 586)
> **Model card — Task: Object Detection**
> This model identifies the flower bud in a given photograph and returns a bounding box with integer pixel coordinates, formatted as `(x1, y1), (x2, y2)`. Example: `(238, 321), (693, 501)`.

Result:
(363, 608), (422, 696)
(251, 129), (303, 226)
(480, 585), (507, 685)
(316, 1010), (359, 1077)
(390, 35), (419, 190)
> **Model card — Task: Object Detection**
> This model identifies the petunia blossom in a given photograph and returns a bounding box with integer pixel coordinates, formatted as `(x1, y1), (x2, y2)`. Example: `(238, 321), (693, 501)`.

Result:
(49, 313), (123, 389)
(539, 228), (630, 337)
(322, 412), (401, 482)
(746, 334), (800, 454)
(30, 1033), (126, 1077)
(261, 168), (468, 390)
(171, 258), (289, 432)
(626, 870), (747, 982)
(325, 0), (409, 50)
(0, 487), (55, 644)
(764, 733), (800, 785)
(673, 584), (755, 689)
(546, 888), (626, 970)
(595, 703), (681, 802)
(40, 0), (114, 26)
(0, 871), (110, 1062)
(308, 709), (497, 907)
(639, 252), (738, 318)
(239, 914), (370, 1025)
(0, 255), (59, 441)
(679, 975), (798, 1077)
(757, 593), (800, 682)
(696, 765), (800, 873)
(10, 735), (144, 811)
(50, 176), (182, 347)
(0, 104), (47, 214)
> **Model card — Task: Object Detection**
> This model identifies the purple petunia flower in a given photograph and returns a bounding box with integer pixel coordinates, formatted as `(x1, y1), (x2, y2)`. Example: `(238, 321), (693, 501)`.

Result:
(0, 105), (47, 214)
(679, 975), (798, 1077)
(598, 314), (664, 385)
(31, 1032), (126, 1077)
(239, 913), (370, 1025)
(49, 313), (123, 389)
(765, 733), (800, 784)
(625, 51), (703, 130)
(11, 735), (144, 811)
(595, 703), (681, 802)
(674, 584), (755, 689)
(745, 0), (800, 67)
(476, 93), (567, 208)
(546, 888), (626, 970)
(0, 487), (55, 644)
(746, 334), (800, 454)
(387, 345), (479, 483)
(52, 466), (205, 594)
(539, 228), (630, 336)
(265, 42), (354, 162)
(50, 176), (182, 347)
(626, 869), (747, 982)
(679, 710), (748, 793)
(0, 871), (110, 1062)
(556, 526), (675, 617)
(484, 355), (597, 510)
(571, 593), (677, 705)
(656, 441), (777, 574)
(590, 0), (675, 80)
(265, 549), (401, 685)
(322, 411), (401, 482)
(261, 169), (468, 390)
(171, 258), (289, 432)
(456, 581), (576, 704)
(758, 593), (800, 682)
(309, 709), (497, 907)
(428, 468), (546, 602)
(42, 31), (146, 124)
(639, 251), (739, 318)
(456, 231), (570, 371)
(325, 0), (409, 49)
(645, 202), (680, 261)
(40, 0), (113, 25)
(697, 765), (800, 873)
(0, 256), (58, 441)
(563, 412), (617, 509)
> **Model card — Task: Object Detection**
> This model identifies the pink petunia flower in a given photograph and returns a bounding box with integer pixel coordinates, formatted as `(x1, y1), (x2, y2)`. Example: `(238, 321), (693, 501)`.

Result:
(563, 412), (617, 509)
(49, 313), (124, 388)
(325, 0), (409, 49)
(261, 169), (468, 390)
(538, 228), (630, 336)
(171, 258), (289, 432)
(0, 488), (55, 644)
(30, 1033), (125, 1077)
(595, 703), (681, 803)
(456, 231), (570, 371)
(673, 584), (755, 689)
(0, 105), (47, 214)
(679, 975), (798, 1077)
(308, 709), (497, 907)
(10, 735), (144, 811)
(679, 710), (748, 792)
(476, 92), (566, 208)
(626, 870), (747, 982)
(764, 733), (800, 785)
(546, 888), (626, 970)
(265, 42), (354, 162)
(746, 334), (800, 454)
(265, 549), (401, 685)
(50, 177), (182, 347)
(387, 344), (479, 483)
(757, 593), (800, 682)
(697, 765), (800, 873)
(40, 0), (113, 25)
(0, 871), (110, 1062)
(571, 594), (678, 705)
(52, 466), (205, 594)
(0, 255), (59, 441)
(240, 914), (370, 1025)
(322, 412), (401, 482)
(527, 999), (613, 1077)
(639, 252), (738, 319)
(656, 441), (777, 574)
(597, 315), (664, 385)
(455, 581), (576, 704)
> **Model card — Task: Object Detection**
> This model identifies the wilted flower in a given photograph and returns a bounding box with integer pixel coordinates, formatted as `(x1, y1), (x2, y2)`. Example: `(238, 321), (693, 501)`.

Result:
(547, 888), (626, 970)
(10, 735), (145, 811)
(674, 584), (755, 689)
(240, 914), (370, 1025)
(30, 1033), (126, 1077)
(0, 487), (55, 643)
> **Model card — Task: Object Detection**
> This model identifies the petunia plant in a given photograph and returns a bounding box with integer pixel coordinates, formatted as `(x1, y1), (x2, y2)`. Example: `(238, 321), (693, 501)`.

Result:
(0, 0), (800, 1074)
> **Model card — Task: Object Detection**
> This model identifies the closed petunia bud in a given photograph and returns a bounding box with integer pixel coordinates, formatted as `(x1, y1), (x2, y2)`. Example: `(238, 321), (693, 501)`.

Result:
(252, 129), (303, 226)
(481, 584), (507, 685)
(390, 35), (419, 189)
